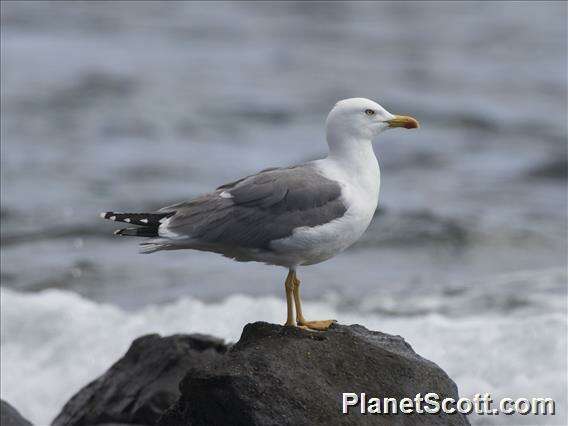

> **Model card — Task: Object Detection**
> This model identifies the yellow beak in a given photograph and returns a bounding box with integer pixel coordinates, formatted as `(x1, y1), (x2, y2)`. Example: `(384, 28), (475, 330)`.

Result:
(387, 115), (420, 129)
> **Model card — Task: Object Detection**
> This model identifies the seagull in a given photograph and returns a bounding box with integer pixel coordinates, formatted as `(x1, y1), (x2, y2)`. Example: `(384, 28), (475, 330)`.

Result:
(101, 98), (419, 330)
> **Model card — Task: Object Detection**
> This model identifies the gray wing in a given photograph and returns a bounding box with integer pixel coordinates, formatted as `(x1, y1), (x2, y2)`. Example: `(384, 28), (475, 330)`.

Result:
(159, 164), (347, 250)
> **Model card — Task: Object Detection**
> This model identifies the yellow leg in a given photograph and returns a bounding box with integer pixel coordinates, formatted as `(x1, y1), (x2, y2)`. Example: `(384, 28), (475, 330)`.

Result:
(291, 270), (336, 331)
(292, 272), (307, 325)
(283, 269), (296, 327)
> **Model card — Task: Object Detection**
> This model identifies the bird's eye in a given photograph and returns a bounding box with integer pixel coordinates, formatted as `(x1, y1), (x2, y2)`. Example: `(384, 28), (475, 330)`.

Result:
(365, 109), (375, 116)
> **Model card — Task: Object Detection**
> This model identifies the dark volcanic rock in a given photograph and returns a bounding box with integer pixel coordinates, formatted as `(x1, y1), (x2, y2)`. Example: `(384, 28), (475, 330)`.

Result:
(159, 322), (469, 426)
(1, 400), (32, 426)
(53, 324), (469, 426)
(52, 334), (227, 426)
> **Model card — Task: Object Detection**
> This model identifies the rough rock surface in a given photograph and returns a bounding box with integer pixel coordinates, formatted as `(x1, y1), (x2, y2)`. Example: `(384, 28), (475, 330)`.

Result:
(53, 323), (469, 426)
(1, 400), (33, 426)
(159, 322), (470, 426)
(52, 333), (227, 426)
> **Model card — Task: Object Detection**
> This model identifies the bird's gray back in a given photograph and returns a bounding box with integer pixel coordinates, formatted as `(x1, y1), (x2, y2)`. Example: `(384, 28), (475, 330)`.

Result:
(160, 164), (347, 250)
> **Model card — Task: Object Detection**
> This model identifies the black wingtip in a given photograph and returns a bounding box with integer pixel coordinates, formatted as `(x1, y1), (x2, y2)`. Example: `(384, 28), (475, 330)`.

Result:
(112, 227), (159, 237)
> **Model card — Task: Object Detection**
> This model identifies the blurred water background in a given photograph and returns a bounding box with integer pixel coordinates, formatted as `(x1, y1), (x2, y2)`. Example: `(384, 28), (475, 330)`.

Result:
(1, 1), (566, 424)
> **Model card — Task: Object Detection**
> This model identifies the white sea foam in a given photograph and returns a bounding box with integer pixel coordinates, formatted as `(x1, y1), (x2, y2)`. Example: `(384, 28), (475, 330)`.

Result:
(1, 286), (566, 425)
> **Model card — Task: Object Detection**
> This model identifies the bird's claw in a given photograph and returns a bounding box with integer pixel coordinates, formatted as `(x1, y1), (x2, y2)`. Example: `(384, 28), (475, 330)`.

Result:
(297, 319), (336, 331)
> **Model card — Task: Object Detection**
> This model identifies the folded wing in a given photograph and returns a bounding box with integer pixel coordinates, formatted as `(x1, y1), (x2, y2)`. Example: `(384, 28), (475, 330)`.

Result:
(158, 164), (347, 250)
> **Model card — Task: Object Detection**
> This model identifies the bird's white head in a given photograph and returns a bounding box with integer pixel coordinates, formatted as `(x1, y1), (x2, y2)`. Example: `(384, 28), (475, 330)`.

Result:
(326, 98), (419, 144)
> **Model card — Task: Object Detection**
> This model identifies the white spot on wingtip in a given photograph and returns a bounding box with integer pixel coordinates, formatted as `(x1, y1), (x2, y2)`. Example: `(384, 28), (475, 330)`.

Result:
(124, 218), (131, 223)
(140, 218), (149, 224)
(220, 191), (233, 199)
(100, 212), (107, 219)
(110, 216), (116, 221)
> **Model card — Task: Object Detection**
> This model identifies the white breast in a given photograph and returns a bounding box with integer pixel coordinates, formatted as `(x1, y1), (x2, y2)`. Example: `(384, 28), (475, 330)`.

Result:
(270, 154), (380, 267)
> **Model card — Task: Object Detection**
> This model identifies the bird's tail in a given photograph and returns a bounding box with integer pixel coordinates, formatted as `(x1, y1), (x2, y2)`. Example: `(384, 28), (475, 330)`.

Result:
(100, 211), (174, 237)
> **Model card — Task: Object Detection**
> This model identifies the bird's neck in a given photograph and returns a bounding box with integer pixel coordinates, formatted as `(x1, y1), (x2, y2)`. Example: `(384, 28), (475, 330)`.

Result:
(325, 134), (380, 202)
(326, 134), (378, 172)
